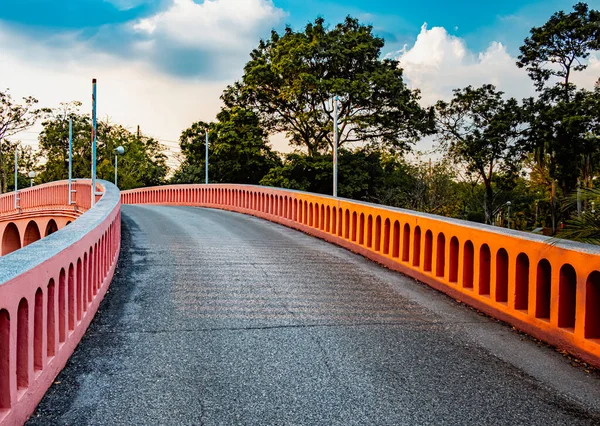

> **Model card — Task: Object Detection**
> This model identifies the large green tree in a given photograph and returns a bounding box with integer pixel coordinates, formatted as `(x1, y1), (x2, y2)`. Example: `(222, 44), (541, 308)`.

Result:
(435, 85), (524, 225)
(517, 3), (600, 232)
(172, 107), (280, 184)
(222, 17), (432, 156)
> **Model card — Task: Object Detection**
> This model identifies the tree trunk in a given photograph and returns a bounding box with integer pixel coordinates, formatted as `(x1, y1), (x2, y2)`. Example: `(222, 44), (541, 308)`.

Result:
(483, 182), (493, 225)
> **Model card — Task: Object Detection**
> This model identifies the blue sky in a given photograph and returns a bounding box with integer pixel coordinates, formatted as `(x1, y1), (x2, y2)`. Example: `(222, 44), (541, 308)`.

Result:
(0, 0), (592, 77)
(0, 0), (599, 159)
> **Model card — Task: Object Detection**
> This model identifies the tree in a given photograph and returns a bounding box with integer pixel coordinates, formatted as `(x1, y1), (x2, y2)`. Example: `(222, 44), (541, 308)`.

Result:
(0, 140), (38, 192)
(172, 107), (280, 184)
(38, 103), (167, 190)
(259, 147), (385, 200)
(222, 17), (432, 156)
(517, 3), (600, 232)
(435, 85), (523, 225)
(0, 90), (46, 192)
(517, 2), (600, 99)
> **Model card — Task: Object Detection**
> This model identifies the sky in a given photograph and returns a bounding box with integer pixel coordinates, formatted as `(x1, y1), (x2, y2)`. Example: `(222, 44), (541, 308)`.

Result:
(1, 0), (599, 168)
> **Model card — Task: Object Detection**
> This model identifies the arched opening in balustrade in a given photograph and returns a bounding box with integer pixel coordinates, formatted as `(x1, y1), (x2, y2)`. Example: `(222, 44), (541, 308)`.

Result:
(558, 264), (577, 329)
(585, 271), (600, 338)
(45, 219), (58, 237)
(315, 203), (320, 228)
(47, 279), (55, 357)
(68, 263), (75, 331)
(289, 197), (293, 220)
(463, 241), (474, 288)
(383, 219), (390, 255)
(345, 210), (350, 239)
(320, 205), (325, 230)
(392, 221), (400, 258)
(17, 298), (29, 389)
(374, 216), (382, 251)
(337, 210), (343, 237)
(515, 253), (529, 310)
(34, 288), (43, 371)
(293, 199), (298, 221)
(352, 212), (358, 242)
(326, 206), (330, 231)
(87, 248), (93, 304)
(93, 242), (99, 295)
(535, 259), (551, 319)
(308, 203), (314, 226)
(424, 230), (433, 272)
(2, 222), (21, 255)
(496, 249), (509, 303)
(436, 233), (446, 277)
(77, 258), (83, 320)
(449, 237), (459, 283)
(359, 213), (365, 245)
(332, 208), (337, 235)
(0, 309), (9, 409)
(479, 244), (491, 295)
(59, 268), (66, 343)
(304, 201), (309, 225)
(23, 220), (41, 246)
(413, 226), (421, 266)
(367, 215), (373, 248)
(402, 224), (410, 262)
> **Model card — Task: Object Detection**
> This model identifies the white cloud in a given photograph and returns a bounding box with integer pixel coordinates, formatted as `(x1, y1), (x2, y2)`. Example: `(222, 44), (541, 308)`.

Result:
(394, 23), (535, 105)
(0, 23), (226, 167)
(395, 23), (600, 106)
(133, 0), (285, 50)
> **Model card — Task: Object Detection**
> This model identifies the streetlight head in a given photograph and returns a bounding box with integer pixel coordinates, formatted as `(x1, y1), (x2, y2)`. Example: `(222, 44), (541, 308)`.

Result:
(115, 146), (125, 155)
(506, 201), (512, 206)
(28, 171), (36, 178)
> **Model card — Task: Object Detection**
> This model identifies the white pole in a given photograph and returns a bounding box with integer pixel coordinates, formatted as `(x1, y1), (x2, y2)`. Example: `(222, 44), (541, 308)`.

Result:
(205, 129), (209, 185)
(68, 118), (73, 205)
(13, 149), (18, 209)
(115, 154), (118, 187)
(91, 78), (97, 206)
(333, 96), (339, 198)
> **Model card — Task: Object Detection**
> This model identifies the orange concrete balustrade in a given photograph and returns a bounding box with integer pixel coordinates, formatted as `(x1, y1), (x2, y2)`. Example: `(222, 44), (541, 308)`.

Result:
(0, 180), (120, 425)
(122, 184), (600, 368)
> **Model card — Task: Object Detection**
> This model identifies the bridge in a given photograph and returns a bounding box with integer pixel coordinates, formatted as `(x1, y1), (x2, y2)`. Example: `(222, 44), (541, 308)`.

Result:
(0, 182), (599, 424)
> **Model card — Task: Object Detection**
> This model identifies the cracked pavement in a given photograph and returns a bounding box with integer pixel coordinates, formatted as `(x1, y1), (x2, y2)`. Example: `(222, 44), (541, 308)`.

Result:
(28, 205), (600, 425)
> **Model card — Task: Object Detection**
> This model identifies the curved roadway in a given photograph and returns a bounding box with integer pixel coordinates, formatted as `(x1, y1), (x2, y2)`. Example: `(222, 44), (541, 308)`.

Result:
(29, 205), (600, 425)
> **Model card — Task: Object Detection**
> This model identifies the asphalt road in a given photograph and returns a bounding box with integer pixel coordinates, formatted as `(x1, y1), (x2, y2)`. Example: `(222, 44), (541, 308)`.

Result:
(28, 205), (600, 425)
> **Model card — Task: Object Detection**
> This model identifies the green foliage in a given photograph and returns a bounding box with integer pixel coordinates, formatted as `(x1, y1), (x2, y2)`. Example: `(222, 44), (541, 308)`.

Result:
(259, 148), (385, 200)
(517, 2), (600, 95)
(435, 84), (524, 224)
(37, 103), (167, 190)
(0, 89), (46, 192)
(223, 16), (432, 155)
(172, 107), (280, 184)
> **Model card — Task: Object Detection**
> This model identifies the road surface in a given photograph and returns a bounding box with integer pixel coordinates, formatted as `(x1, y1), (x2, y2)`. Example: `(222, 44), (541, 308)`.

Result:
(28, 205), (600, 425)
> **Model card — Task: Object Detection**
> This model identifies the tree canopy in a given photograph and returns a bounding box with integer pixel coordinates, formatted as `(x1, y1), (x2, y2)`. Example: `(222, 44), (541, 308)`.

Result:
(222, 17), (433, 156)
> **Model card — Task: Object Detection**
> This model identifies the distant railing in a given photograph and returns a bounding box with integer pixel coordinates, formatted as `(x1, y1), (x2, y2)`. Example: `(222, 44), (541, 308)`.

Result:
(122, 184), (600, 368)
(0, 180), (120, 425)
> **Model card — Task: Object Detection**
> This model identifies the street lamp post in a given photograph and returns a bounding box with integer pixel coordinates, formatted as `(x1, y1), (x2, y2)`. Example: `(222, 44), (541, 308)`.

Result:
(205, 129), (209, 185)
(114, 146), (124, 187)
(28, 171), (35, 187)
(506, 201), (512, 229)
(14, 149), (19, 209)
(91, 78), (98, 205)
(333, 96), (339, 198)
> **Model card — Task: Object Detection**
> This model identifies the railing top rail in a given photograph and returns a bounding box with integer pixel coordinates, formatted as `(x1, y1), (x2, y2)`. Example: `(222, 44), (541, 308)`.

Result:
(0, 179), (120, 285)
(122, 183), (600, 255)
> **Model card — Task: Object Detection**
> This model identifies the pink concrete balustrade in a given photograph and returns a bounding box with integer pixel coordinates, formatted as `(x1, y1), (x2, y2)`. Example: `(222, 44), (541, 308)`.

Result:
(0, 180), (120, 425)
(122, 184), (600, 369)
